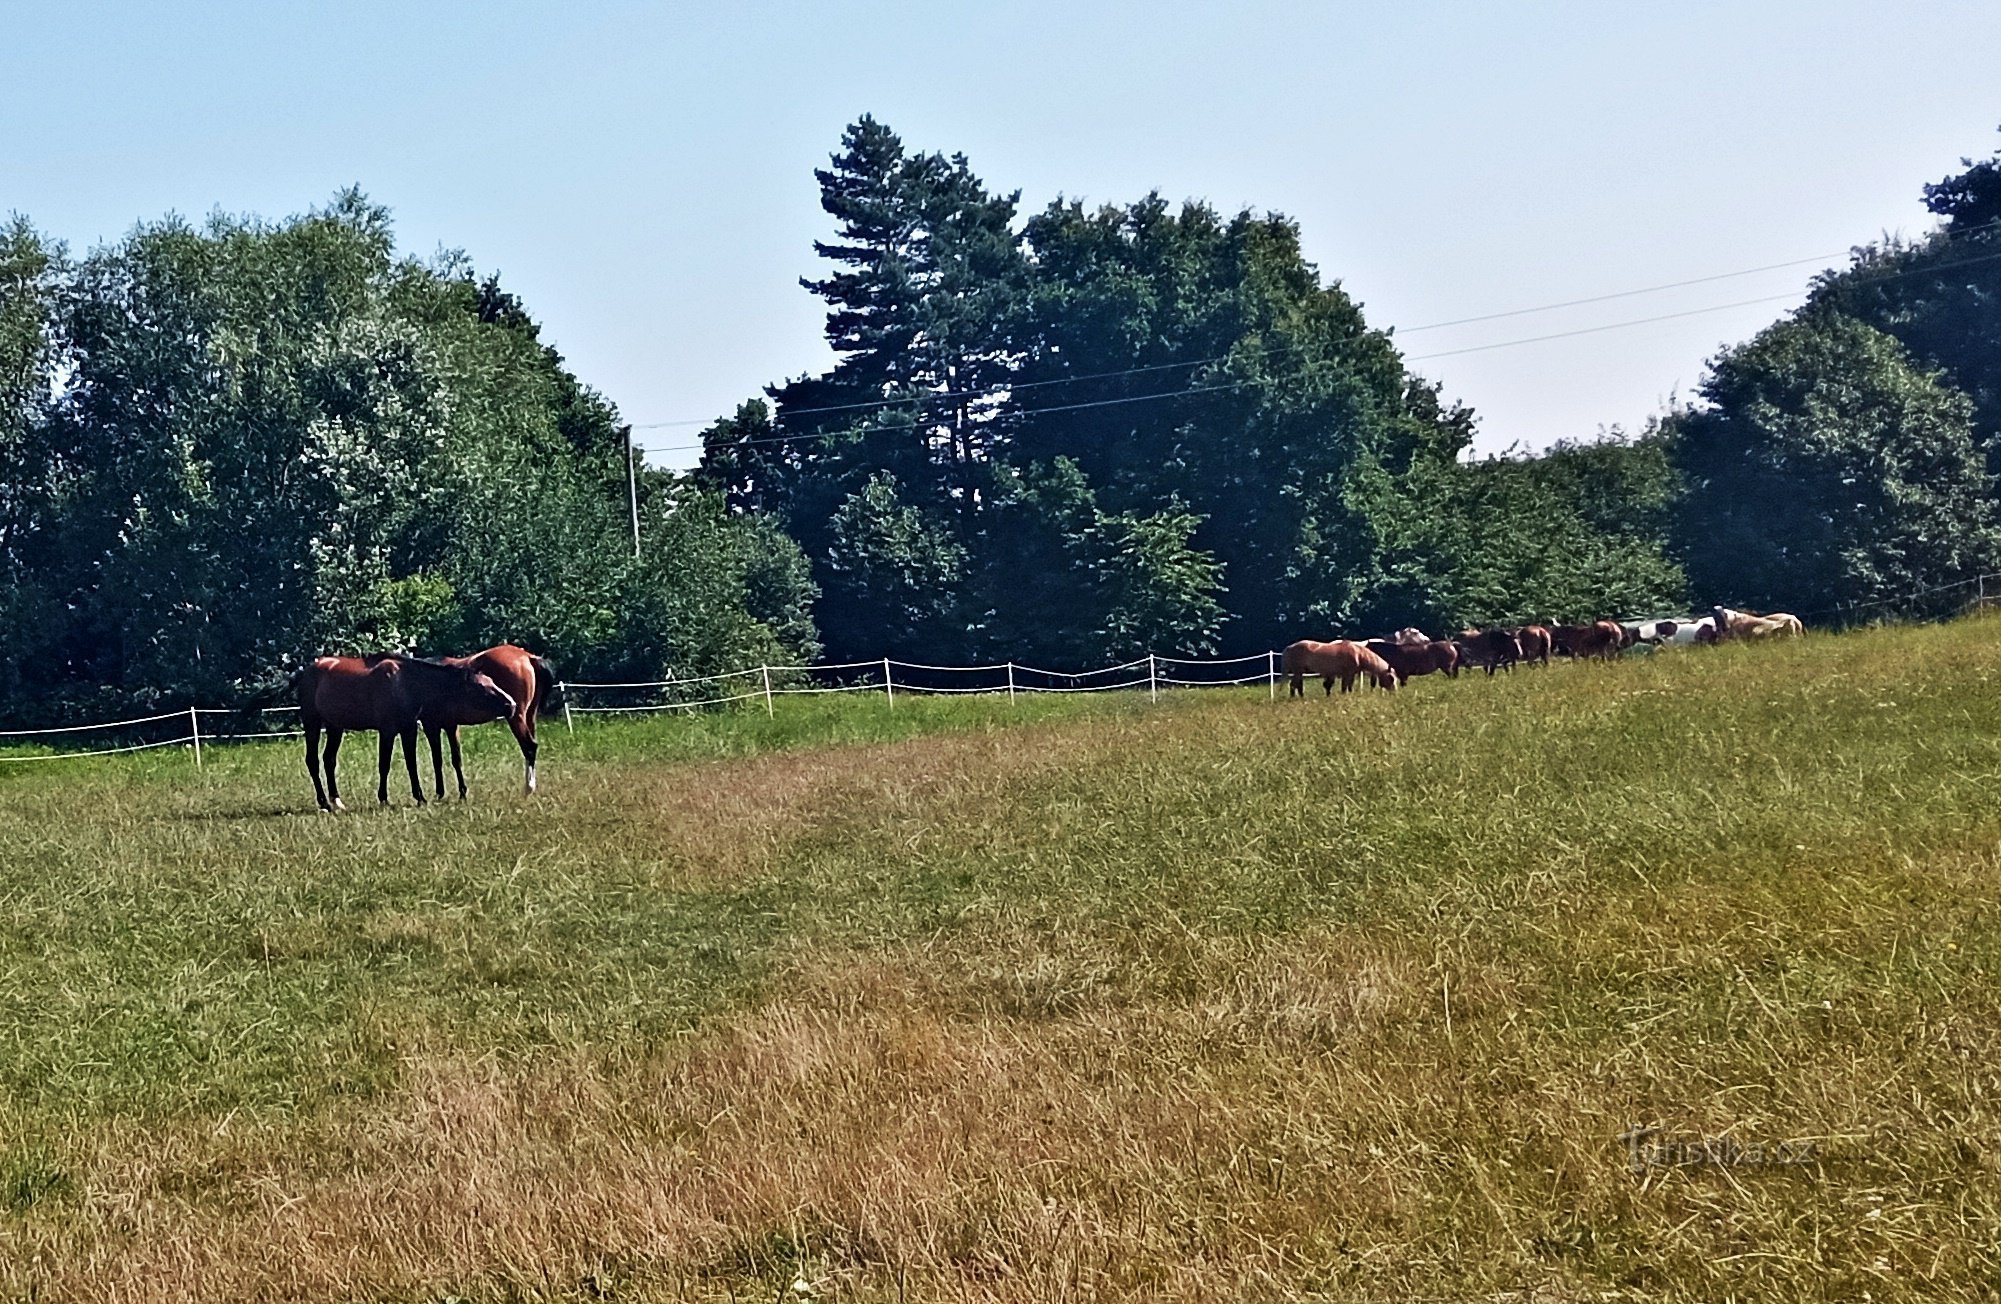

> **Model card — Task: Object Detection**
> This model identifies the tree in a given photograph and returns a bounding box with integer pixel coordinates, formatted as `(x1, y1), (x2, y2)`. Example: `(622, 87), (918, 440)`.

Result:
(1669, 311), (1999, 617)
(1810, 127), (2001, 468)
(0, 193), (820, 721)
(1010, 194), (1473, 646)
(1433, 432), (1688, 625)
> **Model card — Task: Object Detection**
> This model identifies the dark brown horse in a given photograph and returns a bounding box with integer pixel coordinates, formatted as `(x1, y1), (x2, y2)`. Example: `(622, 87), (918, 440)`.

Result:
(1455, 627), (1522, 676)
(1366, 638), (1460, 683)
(294, 655), (515, 811)
(415, 644), (558, 799)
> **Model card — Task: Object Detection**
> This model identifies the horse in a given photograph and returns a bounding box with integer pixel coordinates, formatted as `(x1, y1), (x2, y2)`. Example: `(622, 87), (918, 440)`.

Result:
(413, 644), (559, 799)
(1367, 637), (1460, 683)
(1514, 624), (1554, 666)
(1456, 627), (1522, 676)
(1282, 640), (1397, 696)
(1712, 606), (1805, 641)
(1393, 627), (1432, 646)
(294, 655), (516, 811)
(1549, 621), (1623, 660)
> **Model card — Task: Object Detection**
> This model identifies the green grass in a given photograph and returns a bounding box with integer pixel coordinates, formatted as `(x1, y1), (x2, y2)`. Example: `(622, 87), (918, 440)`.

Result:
(4, 625), (2001, 1300)
(0, 689), (1155, 1119)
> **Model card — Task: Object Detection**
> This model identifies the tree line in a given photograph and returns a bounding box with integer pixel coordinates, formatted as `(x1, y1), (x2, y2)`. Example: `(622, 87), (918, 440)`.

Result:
(4, 123), (1998, 723)
(0, 193), (818, 722)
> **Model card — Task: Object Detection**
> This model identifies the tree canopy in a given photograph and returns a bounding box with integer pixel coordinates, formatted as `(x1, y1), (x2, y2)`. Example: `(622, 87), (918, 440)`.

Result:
(0, 194), (817, 721)
(701, 117), (1687, 661)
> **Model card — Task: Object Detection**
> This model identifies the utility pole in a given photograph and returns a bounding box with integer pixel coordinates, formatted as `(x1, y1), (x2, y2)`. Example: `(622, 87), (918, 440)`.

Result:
(626, 424), (642, 558)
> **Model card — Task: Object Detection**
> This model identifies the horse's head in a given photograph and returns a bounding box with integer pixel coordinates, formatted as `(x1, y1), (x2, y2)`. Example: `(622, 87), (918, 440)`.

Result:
(461, 669), (517, 721)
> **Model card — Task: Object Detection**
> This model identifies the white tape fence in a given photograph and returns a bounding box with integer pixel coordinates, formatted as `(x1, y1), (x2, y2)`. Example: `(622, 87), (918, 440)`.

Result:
(555, 649), (1295, 730)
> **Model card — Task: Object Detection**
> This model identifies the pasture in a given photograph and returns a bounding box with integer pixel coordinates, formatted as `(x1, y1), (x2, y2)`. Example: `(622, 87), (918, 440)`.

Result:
(3, 620), (2000, 1300)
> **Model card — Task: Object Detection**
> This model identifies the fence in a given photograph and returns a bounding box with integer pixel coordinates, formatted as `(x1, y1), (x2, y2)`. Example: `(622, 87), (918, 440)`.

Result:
(0, 653), (1289, 768)
(9, 571), (2001, 766)
(556, 650), (1282, 730)
(0, 706), (304, 767)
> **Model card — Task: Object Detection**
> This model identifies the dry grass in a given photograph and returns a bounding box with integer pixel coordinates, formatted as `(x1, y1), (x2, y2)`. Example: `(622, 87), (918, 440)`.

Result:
(6, 626), (2001, 1299)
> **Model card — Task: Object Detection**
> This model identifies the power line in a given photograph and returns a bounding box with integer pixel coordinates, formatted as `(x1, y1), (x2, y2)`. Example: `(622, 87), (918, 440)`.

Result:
(636, 236), (2001, 455)
(631, 220), (2001, 434)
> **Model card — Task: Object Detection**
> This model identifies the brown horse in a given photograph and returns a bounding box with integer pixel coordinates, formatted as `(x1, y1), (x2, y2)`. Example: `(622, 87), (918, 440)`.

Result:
(1514, 624), (1554, 666)
(415, 644), (558, 799)
(294, 655), (515, 811)
(1456, 627), (1522, 676)
(1282, 640), (1397, 696)
(1366, 638), (1460, 683)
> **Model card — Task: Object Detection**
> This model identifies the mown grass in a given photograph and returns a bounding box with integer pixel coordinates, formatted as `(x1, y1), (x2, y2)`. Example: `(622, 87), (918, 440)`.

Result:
(3, 626), (2001, 1300)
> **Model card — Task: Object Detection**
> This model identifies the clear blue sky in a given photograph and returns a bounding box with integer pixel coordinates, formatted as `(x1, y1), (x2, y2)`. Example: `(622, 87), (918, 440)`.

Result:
(5, 2), (1998, 468)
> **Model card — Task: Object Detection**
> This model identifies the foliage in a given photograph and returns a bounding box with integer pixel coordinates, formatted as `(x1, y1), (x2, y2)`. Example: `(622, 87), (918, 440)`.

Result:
(1668, 311), (2000, 616)
(1808, 128), (2001, 461)
(0, 195), (817, 721)
(1429, 432), (1688, 626)
(703, 119), (1684, 660)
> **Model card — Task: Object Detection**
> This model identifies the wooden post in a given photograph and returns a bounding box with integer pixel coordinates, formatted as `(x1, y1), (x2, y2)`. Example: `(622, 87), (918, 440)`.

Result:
(562, 687), (574, 736)
(1006, 661), (1016, 706)
(1148, 654), (1158, 704)
(883, 658), (895, 708)
(1268, 650), (1277, 701)
(761, 665), (774, 717)
(188, 706), (202, 769)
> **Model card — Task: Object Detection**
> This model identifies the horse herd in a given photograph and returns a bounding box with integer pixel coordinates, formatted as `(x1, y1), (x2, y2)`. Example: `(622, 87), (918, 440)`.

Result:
(1280, 605), (1805, 697)
(290, 644), (556, 811)
(284, 605), (1803, 809)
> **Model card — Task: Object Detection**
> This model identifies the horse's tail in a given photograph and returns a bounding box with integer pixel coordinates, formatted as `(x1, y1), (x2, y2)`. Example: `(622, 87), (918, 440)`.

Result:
(246, 665), (308, 708)
(530, 655), (561, 719)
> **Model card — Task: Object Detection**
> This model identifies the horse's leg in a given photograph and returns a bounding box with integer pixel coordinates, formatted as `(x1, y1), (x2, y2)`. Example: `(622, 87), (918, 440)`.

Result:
(1289, 672), (1303, 698)
(324, 730), (345, 811)
(513, 715), (536, 795)
(1323, 674), (1335, 696)
(402, 725), (425, 805)
(426, 724), (446, 799)
(449, 726), (468, 800)
(377, 730), (395, 805)
(304, 720), (330, 811)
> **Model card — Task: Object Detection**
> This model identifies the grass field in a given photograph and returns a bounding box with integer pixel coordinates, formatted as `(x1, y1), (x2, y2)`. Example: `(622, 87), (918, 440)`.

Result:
(3, 622), (2001, 1301)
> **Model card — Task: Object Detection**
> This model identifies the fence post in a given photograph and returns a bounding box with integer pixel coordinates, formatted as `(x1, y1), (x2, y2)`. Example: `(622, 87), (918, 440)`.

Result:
(561, 686), (574, 736)
(1148, 653), (1158, 704)
(1268, 650), (1277, 701)
(1007, 661), (1016, 706)
(188, 706), (203, 769)
(761, 665), (774, 717)
(883, 657), (895, 709)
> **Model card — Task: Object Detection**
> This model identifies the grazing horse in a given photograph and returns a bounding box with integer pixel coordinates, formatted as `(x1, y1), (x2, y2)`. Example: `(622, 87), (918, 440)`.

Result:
(1712, 606), (1805, 641)
(414, 644), (559, 799)
(1367, 638), (1460, 683)
(1514, 625), (1554, 666)
(1549, 621), (1623, 659)
(1282, 640), (1397, 696)
(1456, 627), (1522, 676)
(294, 655), (516, 811)
(1579, 620), (1626, 659)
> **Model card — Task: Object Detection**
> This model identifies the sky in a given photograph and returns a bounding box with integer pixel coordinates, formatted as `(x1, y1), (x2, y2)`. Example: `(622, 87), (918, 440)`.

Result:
(4, 2), (1999, 469)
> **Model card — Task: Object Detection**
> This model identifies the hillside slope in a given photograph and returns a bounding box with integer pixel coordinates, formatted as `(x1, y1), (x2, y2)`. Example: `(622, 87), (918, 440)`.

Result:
(3, 624), (2000, 1300)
